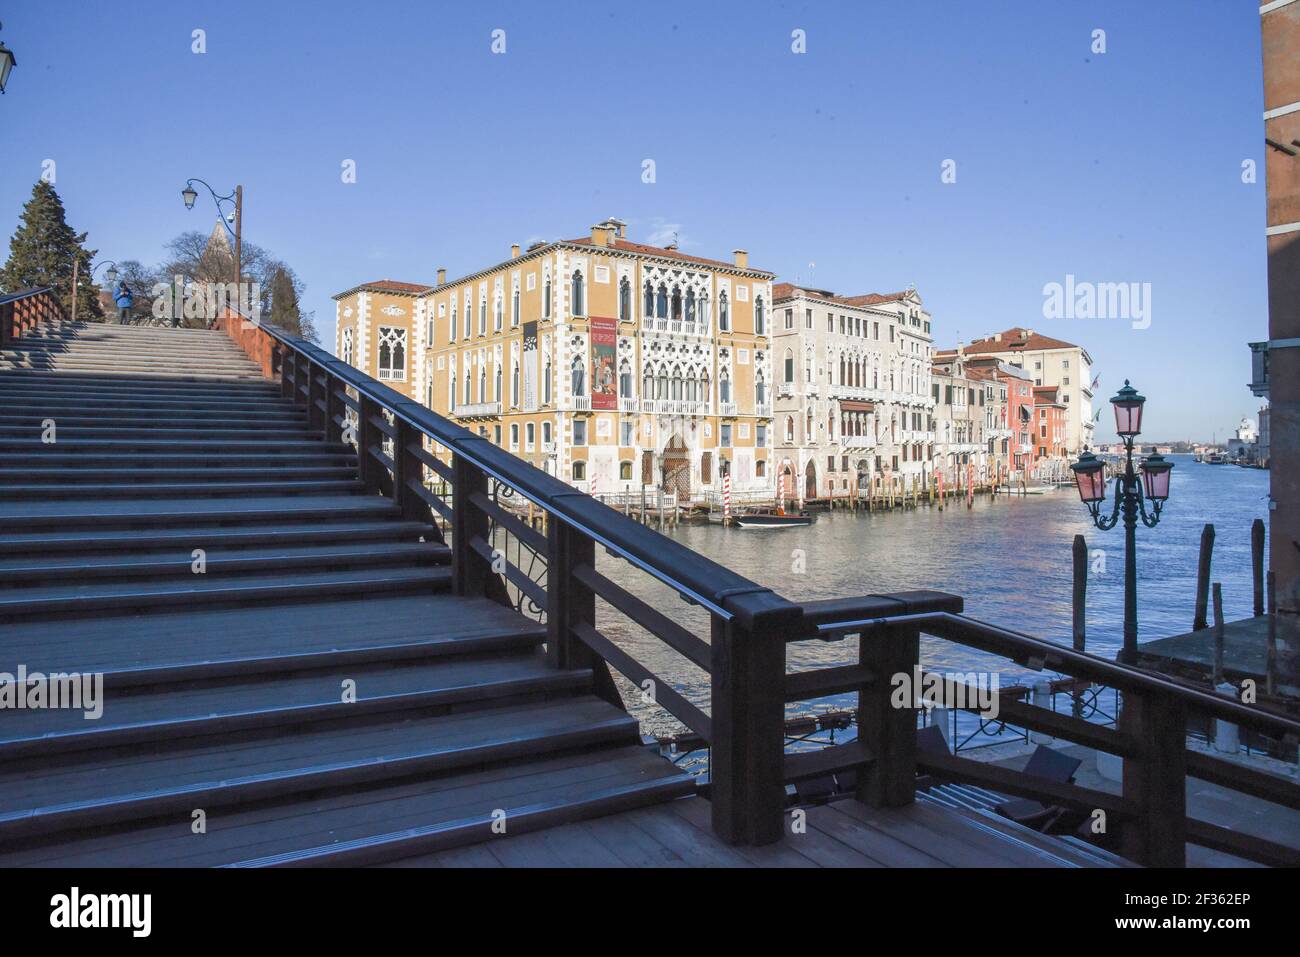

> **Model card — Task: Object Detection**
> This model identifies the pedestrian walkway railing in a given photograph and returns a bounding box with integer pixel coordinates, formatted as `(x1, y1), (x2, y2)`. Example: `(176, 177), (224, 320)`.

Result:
(196, 308), (1300, 864)
(0, 287), (67, 347)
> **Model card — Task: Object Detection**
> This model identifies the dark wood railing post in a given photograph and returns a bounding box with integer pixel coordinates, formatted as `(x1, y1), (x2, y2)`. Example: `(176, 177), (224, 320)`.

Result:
(393, 419), (426, 523)
(1120, 691), (1187, 866)
(356, 394), (383, 494)
(858, 623), (921, 807)
(451, 450), (491, 597)
(1252, 518), (1266, 617)
(282, 349), (297, 402)
(710, 592), (795, 846)
(324, 373), (345, 446)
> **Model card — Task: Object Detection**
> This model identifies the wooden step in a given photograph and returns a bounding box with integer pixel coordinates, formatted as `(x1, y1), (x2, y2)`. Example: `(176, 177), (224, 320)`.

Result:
(0, 540), (448, 583)
(0, 465), (355, 485)
(0, 565), (448, 619)
(0, 698), (641, 843)
(0, 494), (398, 530)
(0, 651), (587, 759)
(0, 518), (432, 556)
(0, 479), (368, 500)
(0, 593), (545, 688)
(0, 747), (692, 867)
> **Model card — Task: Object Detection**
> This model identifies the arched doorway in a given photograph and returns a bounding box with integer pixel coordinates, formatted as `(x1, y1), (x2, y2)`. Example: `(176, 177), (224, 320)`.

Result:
(662, 434), (690, 499)
(779, 462), (794, 504)
(804, 460), (817, 501)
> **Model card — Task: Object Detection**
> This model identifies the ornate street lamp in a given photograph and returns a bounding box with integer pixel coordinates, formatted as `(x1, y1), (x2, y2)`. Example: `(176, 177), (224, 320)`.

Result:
(0, 23), (16, 95)
(1070, 380), (1174, 664)
(179, 178), (243, 292)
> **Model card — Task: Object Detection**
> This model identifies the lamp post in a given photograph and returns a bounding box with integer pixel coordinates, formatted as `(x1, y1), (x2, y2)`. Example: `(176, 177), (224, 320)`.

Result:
(68, 259), (118, 324)
(180, 178), (242, 293)
(1070, 380), (1174, 664)
(0, 22), (16, 94)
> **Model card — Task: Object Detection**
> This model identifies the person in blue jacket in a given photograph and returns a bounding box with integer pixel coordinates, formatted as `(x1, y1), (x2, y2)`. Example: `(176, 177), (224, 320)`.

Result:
(113, 281), (134, 324)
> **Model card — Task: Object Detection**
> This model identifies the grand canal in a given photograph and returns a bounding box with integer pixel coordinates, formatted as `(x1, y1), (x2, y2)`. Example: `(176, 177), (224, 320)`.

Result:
(590, 455), (1271, 734)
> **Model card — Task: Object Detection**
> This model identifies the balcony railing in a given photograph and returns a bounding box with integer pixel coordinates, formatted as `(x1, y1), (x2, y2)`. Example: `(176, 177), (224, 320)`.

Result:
(453, 401), (502, 419)
(618, 397), (638, 413)
(572, 396), (592, 412)
(720, 401), (738, 417)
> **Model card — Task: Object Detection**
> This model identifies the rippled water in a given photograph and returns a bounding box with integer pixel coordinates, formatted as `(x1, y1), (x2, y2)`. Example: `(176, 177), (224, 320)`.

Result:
(592, 455), (1271, 734)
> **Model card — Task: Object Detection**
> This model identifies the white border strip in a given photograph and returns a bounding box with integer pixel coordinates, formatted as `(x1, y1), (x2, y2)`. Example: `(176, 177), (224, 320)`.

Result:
(1264, 101), (1300, 120)
(1262, 0), (1299, 14)
(1266, 221), (1300, 236)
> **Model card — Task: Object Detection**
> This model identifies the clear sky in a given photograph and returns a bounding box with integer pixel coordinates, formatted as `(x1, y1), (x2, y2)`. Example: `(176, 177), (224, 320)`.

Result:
(1, 0), (1270, 442)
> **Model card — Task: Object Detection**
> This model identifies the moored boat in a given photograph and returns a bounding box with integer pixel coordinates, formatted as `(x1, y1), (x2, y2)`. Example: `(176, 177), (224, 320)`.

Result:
(731, 506), (817, 528)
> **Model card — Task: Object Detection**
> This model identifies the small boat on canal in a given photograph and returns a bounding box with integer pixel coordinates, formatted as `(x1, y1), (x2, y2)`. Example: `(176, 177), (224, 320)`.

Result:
(731, 506), (818, 529)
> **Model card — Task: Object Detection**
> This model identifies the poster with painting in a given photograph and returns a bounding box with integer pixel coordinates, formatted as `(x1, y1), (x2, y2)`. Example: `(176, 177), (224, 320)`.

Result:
(590, 316), (617, 410)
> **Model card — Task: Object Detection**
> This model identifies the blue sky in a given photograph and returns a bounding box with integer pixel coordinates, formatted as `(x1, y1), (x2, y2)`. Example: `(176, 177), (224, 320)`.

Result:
(1, 0), (1269, 442)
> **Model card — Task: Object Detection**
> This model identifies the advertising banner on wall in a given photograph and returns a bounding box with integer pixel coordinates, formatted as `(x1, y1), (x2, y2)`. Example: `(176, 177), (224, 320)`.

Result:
(590, 316), (617, 411)
(522, 321), (538, 411)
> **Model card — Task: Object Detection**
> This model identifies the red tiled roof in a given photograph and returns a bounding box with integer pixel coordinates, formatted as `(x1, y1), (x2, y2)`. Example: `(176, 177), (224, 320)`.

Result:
(772, 283), (912, 307)
(961, 327), (1081, 354)
(564, 237), (772, 275)
(332, 279), (433, 300)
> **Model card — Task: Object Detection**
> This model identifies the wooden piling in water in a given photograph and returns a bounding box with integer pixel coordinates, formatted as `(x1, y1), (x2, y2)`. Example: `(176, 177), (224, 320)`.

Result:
(1212, 582), (1225, 685)
(1251, 518), (1265, 617)
(1072, 534), (1087, 719)
(1266, 570), (1277, 697)
(1193, 523), (1214, 631)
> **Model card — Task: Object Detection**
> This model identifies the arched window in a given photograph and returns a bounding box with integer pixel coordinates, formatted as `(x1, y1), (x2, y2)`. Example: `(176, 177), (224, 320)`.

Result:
(754, 296), (765, 335)
(619, 278), (631, 321)
(685, 289), (696, 322)
(570, 355), (585, 396)
(543, 359), (552, 404)
(571, 270), (585, 317)
(478, 368), (486, 403)
(699, 371), (710, 407)
(656, 284), (668, 319)
(805, 409), (813, 439)
(572, 461), (586, 481)
(784, 415), (794, 443)
(478, 297), (487, 335)
(619, 461), (633, 481)
(543, 275), (552, 319)
(619, 360), (632, 398)
(464, 370), (472, 404)
(449, 304), (458, 343)
(657, 369), (668, 399)
(720, 370), (732, 403)
(784, 348), (795, 383)
(670, 365), (683, 401)
(511, 288), (520, 327)
(643, 369), (654, 398)
(755, 371), (766, 405)
(494, 294), (503, 331)
(495, 365), (502, 401)
(718, 291), (730, 331)
(643, 281), (654, 318)
(670, 286), (682, 321)
(511, 362), (520, 407)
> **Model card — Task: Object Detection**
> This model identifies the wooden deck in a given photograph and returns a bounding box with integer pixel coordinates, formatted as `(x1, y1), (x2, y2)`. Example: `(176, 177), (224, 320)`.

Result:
(383, 794), (1127, 868)
(1138, 613), (1299, 692)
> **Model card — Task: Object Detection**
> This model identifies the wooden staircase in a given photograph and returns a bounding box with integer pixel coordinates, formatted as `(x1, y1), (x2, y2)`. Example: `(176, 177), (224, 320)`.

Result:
(0, 322), (693, 867)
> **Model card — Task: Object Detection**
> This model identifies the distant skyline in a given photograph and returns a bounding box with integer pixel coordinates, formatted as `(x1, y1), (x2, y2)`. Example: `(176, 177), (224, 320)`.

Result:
(0, 1), (1271, 442)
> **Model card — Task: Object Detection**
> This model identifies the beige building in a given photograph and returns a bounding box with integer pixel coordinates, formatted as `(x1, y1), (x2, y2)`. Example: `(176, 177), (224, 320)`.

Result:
(333, 220), (775, 501)
(939, 327), (1095, 455)
(770, 283), (936, 502)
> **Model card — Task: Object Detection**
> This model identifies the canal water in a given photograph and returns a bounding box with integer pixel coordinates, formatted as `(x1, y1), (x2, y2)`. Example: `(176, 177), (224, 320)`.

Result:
(592, 455), (1272, 737)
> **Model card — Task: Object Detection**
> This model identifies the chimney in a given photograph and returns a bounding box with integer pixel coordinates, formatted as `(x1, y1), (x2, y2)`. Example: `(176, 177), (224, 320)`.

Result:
(993, 333), (1001, 342)
(590, 224), (611, 247)
(604, 217), (627, 239)
(436, 267), (446, 286)
(733, 249), (749, 269)
(510, 243), (520, 259)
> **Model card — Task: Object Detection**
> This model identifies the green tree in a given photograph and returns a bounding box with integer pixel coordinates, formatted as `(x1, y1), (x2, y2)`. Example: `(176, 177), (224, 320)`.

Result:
(0, 180), (103, 320)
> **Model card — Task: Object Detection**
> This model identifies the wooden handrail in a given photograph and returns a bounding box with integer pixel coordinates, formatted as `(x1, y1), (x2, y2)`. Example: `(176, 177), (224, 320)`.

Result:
(0, 286), (67, 346)
(786, 599), (1300, 866)
(211, 307), (1300, 864)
